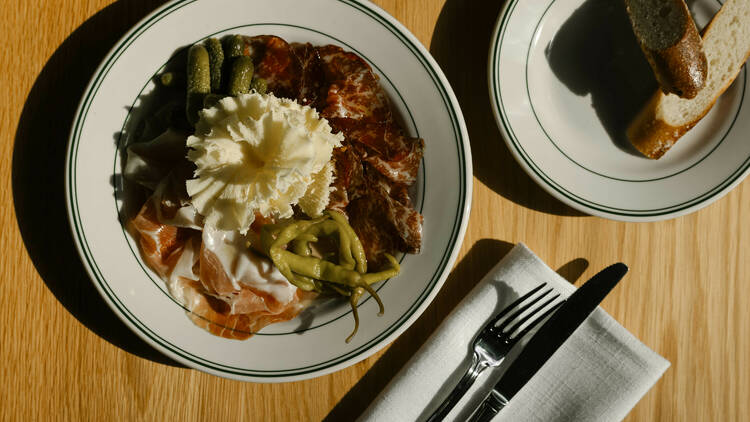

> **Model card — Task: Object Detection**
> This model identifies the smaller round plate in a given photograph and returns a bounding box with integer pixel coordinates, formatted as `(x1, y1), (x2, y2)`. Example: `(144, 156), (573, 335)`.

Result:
(489, 0), (750, 221)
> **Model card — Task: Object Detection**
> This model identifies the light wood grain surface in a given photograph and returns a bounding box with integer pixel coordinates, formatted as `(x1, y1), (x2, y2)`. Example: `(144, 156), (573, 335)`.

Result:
(2, 0), (748, 420)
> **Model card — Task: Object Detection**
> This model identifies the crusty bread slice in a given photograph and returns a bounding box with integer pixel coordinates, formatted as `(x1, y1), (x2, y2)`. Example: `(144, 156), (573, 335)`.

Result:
(625, 0), (707, 99)
(628, 0), (750, 159)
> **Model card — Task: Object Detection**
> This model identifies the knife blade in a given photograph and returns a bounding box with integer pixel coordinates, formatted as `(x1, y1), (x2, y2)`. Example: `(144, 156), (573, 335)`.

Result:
(467, 262), (628, 422)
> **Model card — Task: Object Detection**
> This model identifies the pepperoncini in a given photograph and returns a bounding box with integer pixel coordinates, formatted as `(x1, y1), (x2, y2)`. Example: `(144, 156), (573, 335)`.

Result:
(259, 210), (399, 342)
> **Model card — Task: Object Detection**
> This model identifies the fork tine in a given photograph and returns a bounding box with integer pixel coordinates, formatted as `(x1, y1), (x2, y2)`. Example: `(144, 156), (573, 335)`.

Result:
(509, 298), (564, 340)
(497, 287), (553, 332)
(504, 293), (561, 335)
(483, 283), (547, 328)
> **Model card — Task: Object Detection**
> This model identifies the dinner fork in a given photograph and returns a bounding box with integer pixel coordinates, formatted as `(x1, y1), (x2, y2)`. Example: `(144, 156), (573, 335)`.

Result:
(426, 283), (563, 421)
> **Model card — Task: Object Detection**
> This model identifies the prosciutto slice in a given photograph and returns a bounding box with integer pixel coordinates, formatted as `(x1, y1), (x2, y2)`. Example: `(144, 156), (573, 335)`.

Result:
(175, 278), (307, 340)
(129, 183), (308, 340)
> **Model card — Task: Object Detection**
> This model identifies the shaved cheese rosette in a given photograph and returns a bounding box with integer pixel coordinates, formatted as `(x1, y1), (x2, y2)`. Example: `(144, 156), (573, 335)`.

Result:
(186, 92), (343, 233)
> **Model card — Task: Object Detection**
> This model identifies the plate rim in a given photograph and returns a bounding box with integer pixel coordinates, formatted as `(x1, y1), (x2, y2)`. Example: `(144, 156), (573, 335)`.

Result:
(487, 0), (750, 222)
(64, 0), (472, 382)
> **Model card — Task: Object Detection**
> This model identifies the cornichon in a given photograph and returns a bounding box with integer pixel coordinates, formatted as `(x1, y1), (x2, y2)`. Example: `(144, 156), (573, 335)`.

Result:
(222, 34), (245, 59)
(258, 213), (399, 342)
(204, 38), (224, 92)
(228, 56), (254, 96)
(251, 77), (267, 94)
(159, 72), (175, 87)
(186, 44), (210, 125)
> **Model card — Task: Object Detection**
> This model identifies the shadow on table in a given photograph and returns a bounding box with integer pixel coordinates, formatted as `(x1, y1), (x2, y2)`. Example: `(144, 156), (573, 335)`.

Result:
(429, 0), (584, 216)
(545, 0), (656, 156)
(324, 239), (513, 421)
(324, 239), (590, 421)
(11, 0), (179, 366)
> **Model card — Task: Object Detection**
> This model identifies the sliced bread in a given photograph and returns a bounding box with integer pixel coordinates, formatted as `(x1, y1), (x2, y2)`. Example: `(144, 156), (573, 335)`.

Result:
(625, 0), (707, 99)
(627, 0), (750, 159)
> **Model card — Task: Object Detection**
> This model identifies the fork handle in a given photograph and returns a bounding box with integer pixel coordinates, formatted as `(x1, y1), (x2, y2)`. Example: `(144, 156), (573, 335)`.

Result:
(467, 390), (509, 422)
(426, 353), (489, 422)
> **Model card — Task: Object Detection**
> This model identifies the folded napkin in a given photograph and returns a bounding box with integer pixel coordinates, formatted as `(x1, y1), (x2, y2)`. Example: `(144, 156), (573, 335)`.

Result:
(359, 243), (669, 422)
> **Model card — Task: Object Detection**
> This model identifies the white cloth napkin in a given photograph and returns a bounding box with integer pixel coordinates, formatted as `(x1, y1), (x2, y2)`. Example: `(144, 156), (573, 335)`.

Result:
(359, 243), (669, 422)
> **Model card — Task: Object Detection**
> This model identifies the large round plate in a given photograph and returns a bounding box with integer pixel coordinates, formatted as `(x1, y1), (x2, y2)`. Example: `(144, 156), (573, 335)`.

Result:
(489, 0), (750, 221)
(65, 0), (471, 382)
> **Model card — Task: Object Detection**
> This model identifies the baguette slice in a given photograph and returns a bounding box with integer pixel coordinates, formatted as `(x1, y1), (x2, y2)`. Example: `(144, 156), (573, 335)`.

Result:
(625, 0), (708, 99)
(627, 0), (750, 159)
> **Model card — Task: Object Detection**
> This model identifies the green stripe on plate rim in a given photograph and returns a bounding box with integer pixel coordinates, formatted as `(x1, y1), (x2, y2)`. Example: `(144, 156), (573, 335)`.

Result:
(524, 0), (745, 183)
(113, 23), (426, 336)
(67, 0), (467, 377)
(490, 0), (750, 217)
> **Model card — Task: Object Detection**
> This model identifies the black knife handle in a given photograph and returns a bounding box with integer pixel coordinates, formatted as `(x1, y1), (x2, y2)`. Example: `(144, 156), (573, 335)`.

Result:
(468, 390), (509, 422)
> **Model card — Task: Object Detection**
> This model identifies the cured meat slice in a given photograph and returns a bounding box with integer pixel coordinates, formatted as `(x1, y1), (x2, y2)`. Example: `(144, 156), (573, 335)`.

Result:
(329, 141), (365, 211)
(150, 169), (202, 229)
(124, 128), (189, 190)
(329, 118), (424, 185)
(130, 184), (308, 340)
(130, 192), (197, 278)
(348, 167), (423, 265)
(291, 42), (327, 108)
(388, 182), (413, 208)
(327, 117), (423, 258)
(246, 35), (301, 99)
(175, 278), (308, 340)
(347, 201), (397, 268)
(197, 227), (300, 312)
(317, 45), (391, 123)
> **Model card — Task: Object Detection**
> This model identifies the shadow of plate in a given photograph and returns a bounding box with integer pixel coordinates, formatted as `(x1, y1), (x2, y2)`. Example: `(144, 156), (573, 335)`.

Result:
(12, 0), (180, 366)
(430, 0), (585, 216)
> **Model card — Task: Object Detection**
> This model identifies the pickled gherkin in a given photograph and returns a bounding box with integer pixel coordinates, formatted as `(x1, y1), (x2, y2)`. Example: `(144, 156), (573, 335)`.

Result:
(250, 77), (267, 94)
(186, 44), (210, 125)
(159, 72), (175, 87)
(228, 56), (254, 96)
(204, 38), (224, 92)
(222, 34), (245, 59)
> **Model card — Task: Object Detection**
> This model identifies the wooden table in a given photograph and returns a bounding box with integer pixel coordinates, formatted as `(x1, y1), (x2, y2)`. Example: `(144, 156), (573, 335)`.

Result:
(3, 0), (748, 420)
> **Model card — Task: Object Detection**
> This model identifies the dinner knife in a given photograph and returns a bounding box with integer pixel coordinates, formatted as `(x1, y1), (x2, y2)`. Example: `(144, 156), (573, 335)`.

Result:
(467, 262), (628, 422)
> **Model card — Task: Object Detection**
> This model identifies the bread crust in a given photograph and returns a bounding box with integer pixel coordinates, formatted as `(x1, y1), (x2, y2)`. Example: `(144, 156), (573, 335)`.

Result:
(626, 93), (701, 159)
(627, 0), (750, 159)
(626, 0), (707, 99)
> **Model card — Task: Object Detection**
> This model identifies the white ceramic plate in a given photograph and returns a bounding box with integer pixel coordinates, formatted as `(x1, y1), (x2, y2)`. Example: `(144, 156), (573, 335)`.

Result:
(65, 0), (471, 382)
(489, 0), (750, 221)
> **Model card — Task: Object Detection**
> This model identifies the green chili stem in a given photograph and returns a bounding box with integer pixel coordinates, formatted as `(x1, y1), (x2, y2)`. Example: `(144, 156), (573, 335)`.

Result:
(346, 288), (365, 343)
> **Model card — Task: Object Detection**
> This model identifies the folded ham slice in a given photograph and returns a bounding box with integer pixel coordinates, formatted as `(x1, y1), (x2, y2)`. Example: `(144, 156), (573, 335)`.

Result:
(130, 185), (309, 340)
